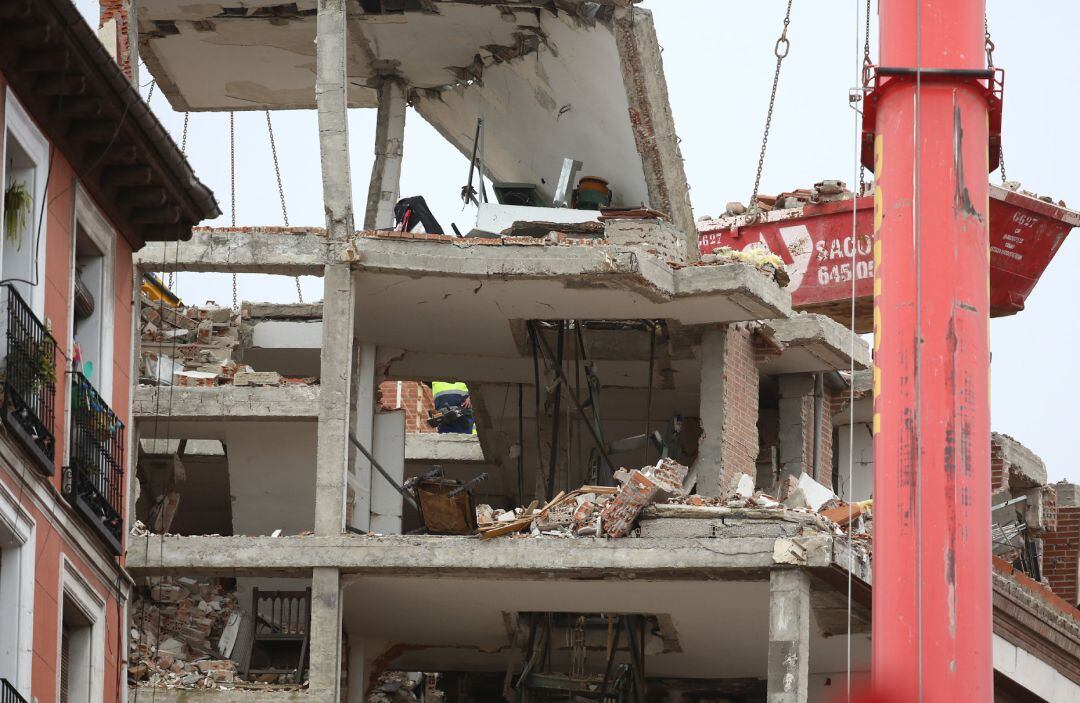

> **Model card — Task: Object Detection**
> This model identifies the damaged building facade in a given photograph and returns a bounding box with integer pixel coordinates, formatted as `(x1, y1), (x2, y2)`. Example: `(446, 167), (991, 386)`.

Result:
(31, 1), (1078, 702)
(0, 1), (218, 702)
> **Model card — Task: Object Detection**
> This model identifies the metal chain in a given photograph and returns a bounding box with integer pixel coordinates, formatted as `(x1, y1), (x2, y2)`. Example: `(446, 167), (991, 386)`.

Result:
(858, 0), (872, 195)
(750, 0), (795, 209)
(265, 111), (290, 227)
(230, 112), (238, 312)
(984, 15), (1008, 184)
(264, 111), (305, 303)
(170, 112), (191, 291)
(146, 78), (156, 102)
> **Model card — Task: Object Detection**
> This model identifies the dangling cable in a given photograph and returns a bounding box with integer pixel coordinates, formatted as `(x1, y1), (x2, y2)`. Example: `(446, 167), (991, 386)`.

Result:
(846, 0), (868, 697)
(749, 0), (795, 210)
(914, 2), (925, 699)
(229, 112), (238, 312)
(169, 112), (191, 292)
(264, 111), (305, 304)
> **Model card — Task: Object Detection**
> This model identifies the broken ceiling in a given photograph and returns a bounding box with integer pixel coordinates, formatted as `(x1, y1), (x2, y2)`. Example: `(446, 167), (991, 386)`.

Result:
(136, 0), (694, 231)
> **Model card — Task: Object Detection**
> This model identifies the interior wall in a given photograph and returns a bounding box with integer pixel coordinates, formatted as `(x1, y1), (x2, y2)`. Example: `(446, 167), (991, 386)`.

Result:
(834, 422), (873, 502)
(224, 421), (318, 536)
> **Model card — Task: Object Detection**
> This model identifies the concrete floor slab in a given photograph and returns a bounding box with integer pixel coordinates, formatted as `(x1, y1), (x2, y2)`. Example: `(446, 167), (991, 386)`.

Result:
(134, 385), (320, 423)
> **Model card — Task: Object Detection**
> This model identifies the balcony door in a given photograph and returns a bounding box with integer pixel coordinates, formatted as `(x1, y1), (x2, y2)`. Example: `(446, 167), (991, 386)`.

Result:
(71, 189), (115, 405)
(1, 89), (48, 319)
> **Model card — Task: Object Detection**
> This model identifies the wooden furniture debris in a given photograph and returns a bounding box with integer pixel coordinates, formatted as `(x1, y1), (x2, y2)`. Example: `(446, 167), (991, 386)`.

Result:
(243, 587), (310, 684)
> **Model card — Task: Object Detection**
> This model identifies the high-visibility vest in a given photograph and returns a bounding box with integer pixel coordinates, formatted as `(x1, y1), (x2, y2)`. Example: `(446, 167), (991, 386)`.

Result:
(432, 381), (469, 399)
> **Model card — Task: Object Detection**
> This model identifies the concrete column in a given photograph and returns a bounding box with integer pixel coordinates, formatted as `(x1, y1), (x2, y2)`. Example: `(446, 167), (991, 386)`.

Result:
(694, 329), (726, 497)
(309, 567), (344, 703)
(364, 77), (408, 231)
(777, 374), (815, 481)
(767, 568), (810, 703)
(316, 0), (355, 243)
(315, 265), (356, 535)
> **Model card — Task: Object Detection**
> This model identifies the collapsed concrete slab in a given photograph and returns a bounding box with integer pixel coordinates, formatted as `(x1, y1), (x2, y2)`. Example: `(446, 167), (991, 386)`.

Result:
(134, 385), (320, 423)
(757, 313), (871, 374)
(136, 2), (695, 236)
(135, 227), (331, 275)
(124, 531), (860, 579)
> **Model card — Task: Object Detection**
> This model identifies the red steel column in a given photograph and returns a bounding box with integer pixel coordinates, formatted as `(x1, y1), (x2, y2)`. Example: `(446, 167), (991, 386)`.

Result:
(872, 0), (992, 700)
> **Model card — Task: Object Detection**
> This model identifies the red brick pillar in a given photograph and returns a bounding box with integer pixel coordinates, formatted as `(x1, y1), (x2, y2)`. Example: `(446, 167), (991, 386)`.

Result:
(694, 324), (759, 496)
(99, 0), (134, 80)
(1043, 503), (1080, 606)
(377, 381), (436, 434)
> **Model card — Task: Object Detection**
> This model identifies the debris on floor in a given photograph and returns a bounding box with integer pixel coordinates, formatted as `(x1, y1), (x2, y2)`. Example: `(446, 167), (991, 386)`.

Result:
(128, 576), (243, 690)
(472, 463), (875, 543)
(138, 286), (317, 388)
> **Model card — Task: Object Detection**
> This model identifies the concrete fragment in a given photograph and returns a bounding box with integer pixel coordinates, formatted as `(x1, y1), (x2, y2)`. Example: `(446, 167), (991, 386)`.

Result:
(233, 370), (283, 387)
(734, 473), (755, 499)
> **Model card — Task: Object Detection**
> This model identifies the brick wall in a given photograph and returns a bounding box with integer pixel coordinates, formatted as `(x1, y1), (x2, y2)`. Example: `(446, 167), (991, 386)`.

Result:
(377, 381), (436, 434)
(720, 324), (759, 489)
(818, 390), (834, 489)
(99, 0), (133, 80)
(1043, 506), (1080, 606)
(990, 437), (1009, 496)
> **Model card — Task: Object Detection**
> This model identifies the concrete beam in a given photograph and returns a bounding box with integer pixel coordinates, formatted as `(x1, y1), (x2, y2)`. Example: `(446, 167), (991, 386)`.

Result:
(135, 228), (330, 275)
(991, 432), (1048, 490)
(124, 532), (851, 579)
(759, 314), (871, 374)
(767, 569), (811, 703)
(133, 385), (320, 423)
(405, 433), (485, 462)
(364, 78), (407, 231)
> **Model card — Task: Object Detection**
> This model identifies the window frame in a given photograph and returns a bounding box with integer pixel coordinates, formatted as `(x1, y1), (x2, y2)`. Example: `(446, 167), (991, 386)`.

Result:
(1, 88), (49, 319)
(0, 479), (35, 696)
(71, 185), (116, 406)
(56, 556), (105, 703)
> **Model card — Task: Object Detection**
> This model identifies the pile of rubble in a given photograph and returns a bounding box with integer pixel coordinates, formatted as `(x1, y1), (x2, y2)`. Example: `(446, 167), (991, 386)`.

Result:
(128, 576), (243, 690)
(139, 288), (315, 388)
(476, 458), (873, 542)
(717, 179), (861, 218)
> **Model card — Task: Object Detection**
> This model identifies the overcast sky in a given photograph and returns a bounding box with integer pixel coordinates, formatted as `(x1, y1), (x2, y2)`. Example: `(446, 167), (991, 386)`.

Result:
(76, 1), (1079, 483)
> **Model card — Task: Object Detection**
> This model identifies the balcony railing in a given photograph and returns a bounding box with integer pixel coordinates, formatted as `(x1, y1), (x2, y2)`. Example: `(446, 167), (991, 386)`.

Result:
(0, 285), (58, 474)
(65, 371), (125, 555)
(1, 679), (28, 703)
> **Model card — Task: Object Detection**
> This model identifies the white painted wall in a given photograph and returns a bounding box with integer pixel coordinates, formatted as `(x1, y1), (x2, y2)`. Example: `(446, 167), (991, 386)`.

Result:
(224, 421), (318, 536)
(993, 633), (1080, 702)
(835, 422), (874, 502)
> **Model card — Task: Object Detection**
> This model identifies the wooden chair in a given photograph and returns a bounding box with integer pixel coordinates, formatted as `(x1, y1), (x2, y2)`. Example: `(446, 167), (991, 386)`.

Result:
(244, 587), (311, 683)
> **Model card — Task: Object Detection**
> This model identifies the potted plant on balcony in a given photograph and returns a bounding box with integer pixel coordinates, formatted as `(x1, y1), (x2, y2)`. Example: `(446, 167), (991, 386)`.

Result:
(3, 181), (32, 250)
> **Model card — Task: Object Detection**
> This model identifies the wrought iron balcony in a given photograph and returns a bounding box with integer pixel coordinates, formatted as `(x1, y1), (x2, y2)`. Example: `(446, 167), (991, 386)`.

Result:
(65, 371), (125, 555)
(0, 285), (58, 474)
(1, 679), (28, 703)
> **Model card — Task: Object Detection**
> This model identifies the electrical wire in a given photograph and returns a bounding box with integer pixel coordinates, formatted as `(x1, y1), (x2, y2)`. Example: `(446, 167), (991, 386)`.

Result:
(914, 2), (925, 699)
(846, 1), (860, 695)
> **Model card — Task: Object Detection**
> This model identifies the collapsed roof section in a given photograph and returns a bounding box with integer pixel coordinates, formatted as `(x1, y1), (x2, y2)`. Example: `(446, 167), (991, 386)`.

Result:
(135, 0), (694, 232)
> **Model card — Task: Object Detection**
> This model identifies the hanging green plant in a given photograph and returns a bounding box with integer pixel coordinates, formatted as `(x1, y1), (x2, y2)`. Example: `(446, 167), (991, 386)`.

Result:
(4, 181), (32, 251)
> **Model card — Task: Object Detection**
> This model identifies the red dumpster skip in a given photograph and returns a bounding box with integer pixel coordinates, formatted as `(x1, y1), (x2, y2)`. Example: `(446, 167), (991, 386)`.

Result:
(697, 183), (1079, 332)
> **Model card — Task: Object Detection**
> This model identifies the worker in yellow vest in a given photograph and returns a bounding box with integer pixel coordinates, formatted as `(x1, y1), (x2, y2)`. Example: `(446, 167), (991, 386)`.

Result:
(430, 381), (474, 434)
